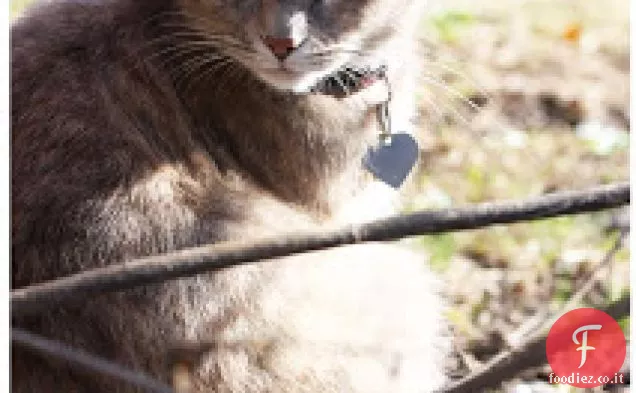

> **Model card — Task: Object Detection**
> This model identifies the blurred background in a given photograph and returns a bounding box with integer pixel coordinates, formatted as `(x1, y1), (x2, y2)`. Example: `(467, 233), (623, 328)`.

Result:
(406, 0), (630, 391)
(11, 0), (630, 392)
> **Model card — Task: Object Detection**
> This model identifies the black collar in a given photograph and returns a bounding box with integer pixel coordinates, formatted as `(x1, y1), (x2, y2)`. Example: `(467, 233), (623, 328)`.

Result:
(310, 64), (388, 98)
(309, 63), (419, 189)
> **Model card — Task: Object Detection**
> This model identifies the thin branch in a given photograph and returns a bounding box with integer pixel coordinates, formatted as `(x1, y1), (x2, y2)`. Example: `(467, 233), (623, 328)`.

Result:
(506, 229), (628, 347)
(437, 293), (630, 393)
(11, 329), (175, 393)
(437, 232), (630, 393)
(561, 230), (628, 310)
(11, 182), (629, 318)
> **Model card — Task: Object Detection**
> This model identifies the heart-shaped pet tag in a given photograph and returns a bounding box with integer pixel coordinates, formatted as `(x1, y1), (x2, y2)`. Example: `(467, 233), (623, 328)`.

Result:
(362, 132), (419, 188)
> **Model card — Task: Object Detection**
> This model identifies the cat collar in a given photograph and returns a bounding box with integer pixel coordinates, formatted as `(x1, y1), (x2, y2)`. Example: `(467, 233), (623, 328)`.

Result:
(311, 64), (419, 189)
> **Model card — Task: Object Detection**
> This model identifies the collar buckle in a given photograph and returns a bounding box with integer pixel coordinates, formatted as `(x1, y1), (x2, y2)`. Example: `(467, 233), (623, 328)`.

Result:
(376, 72), (392, 146)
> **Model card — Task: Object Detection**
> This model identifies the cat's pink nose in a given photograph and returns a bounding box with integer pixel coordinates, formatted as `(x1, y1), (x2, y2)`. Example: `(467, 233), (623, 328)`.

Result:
(263, 36), (296, 61)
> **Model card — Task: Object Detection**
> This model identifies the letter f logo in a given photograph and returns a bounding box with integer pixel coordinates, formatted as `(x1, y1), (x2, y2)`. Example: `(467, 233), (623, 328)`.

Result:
(572, 324), (602, 368)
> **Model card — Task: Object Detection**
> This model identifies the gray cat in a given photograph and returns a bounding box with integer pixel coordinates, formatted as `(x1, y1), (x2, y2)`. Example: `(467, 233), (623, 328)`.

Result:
(12, 0), (447, 392)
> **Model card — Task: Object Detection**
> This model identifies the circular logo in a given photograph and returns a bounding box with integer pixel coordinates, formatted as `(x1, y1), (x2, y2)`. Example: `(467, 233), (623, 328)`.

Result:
(546, 308), (626, 388)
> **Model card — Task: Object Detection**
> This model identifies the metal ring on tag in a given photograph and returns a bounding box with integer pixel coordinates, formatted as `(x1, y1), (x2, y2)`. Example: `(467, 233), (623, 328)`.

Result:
(376, 100), (392, 146)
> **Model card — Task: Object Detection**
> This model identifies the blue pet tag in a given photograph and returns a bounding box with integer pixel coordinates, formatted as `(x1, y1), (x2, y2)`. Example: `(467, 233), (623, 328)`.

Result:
(363, 133), (419, 189)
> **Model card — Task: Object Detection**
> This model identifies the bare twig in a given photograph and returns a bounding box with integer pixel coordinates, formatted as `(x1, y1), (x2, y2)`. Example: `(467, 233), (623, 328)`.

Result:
(437, 232), (630, 393)
(12, 182), (629, 317)
(508, 229), (628, 347)
(561, 230), (628, 311)
(11, 329), (175, 393)
(438, 294), (630, 393)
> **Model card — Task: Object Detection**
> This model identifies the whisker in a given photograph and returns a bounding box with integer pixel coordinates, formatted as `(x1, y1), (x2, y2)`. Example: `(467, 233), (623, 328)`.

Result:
(420, 59), (497, 109)
(418, 92), (448, 127)
(176, 57), (231, 94)
(420, 73), (483, 114)
(142, 32), (253, 56)
(311, 48), (367, 58)
(141, 9), (221, 31)
(145, 42), (218, 68)
(173, 54), (225, 84)
(419, 78), (474, 129)
(182, 59), (234, 102)
(161, 30), (253, 51)
(420, 71), (508, 135)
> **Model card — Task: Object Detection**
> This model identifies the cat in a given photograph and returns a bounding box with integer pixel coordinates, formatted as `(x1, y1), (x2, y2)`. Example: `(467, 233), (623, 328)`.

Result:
(11, 0), (447, 392)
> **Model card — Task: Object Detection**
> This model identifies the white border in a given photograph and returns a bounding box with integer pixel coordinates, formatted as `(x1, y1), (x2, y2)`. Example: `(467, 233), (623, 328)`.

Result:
(1, 1), (634, 392)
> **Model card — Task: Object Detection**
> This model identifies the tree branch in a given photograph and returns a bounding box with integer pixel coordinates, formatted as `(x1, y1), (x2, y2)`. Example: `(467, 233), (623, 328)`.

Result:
(12, 182), (629, 317)
(11, 329), (175, 393)
(437, 293), (630, 393)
